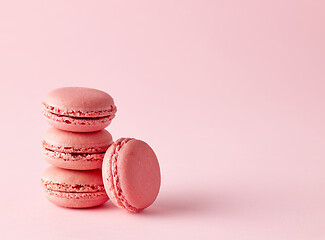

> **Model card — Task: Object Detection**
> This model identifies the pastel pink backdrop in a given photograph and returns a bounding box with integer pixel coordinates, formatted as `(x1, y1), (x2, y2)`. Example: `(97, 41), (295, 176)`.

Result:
(0, 1), (324, 239)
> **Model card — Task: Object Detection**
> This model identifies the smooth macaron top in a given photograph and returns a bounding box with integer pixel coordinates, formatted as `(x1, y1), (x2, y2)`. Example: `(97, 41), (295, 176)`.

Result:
(42, 166), (104, 186)
(43, 127), (113, 149)
(103, 138), (161, 212)
(43, 87), (116, 117)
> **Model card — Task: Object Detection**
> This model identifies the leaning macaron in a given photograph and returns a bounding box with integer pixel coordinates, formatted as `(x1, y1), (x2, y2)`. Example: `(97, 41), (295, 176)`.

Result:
(42, 87), (117, 132)
(41, 166), (109, 208)
(102, 138), (161, 213)
(42, 128), (113, 170)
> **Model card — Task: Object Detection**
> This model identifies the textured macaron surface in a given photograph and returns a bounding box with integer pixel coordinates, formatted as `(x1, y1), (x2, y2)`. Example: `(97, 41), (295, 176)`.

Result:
(43, 87), (117, 117)
(103, 138), (161, 212)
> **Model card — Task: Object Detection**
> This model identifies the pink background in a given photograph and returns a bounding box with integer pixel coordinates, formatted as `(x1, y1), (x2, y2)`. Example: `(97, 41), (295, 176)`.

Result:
(1, 1), (324, 239)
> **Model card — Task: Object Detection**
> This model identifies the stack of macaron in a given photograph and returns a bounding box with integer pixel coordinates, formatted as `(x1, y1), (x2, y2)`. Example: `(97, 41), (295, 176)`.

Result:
(41, 87), (161, 212)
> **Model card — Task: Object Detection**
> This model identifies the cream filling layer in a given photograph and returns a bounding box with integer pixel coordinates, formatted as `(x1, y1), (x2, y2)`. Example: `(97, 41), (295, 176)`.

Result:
(41, 180), (107, 199)
(42, 102), (117, 118)
(43, 110), (113, 125)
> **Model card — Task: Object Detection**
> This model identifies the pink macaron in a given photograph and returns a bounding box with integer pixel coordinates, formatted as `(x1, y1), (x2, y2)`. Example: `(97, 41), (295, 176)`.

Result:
(42, 87), (117, 132)
(102, 138), (161, 213)
(41, 166), (109, 208)
(42, 127), (113, 170)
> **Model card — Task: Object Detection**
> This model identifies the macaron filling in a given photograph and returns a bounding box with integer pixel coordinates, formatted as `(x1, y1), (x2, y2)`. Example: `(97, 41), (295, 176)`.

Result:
(43, 141), (108, 162)
(42, 102), (117, 118)
(108, 138), (142, 213)
(44, 149), (105, 162)
(43, 141), (109, 154)
(41, 180), (107, 199)
(43, 110), (114, 125)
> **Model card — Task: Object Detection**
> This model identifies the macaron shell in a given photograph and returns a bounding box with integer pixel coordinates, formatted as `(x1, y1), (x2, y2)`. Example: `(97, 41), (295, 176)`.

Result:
(41, 166), (109, 208)
(43, 129), (112, 170)
(102, 139), (161, 212)
(44, 87), (115, 113)
(42, 87), (117, 132)
(44, 128), (113, 149)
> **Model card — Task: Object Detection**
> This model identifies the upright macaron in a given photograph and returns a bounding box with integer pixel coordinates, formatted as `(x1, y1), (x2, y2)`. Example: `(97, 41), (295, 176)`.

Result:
(42, 127), (113, 170)
(42, 87), (117, 132)
(102, 138), (161, 213)
(41, 166), (109, 208)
